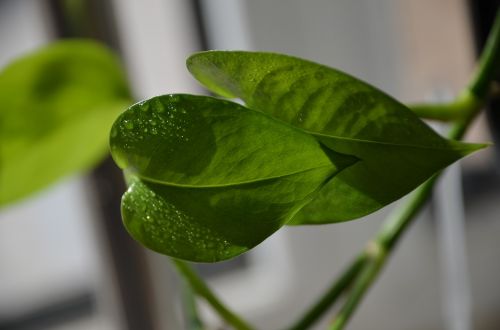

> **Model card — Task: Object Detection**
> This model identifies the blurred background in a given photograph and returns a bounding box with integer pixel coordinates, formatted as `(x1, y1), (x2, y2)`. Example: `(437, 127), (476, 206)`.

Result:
(0, 0), (499, 329)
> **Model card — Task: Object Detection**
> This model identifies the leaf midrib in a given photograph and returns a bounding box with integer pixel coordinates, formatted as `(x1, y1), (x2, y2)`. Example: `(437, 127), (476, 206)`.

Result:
(132, 164), (336, 189)
(309, 130), (475, 151)
(224, 97), (460, 153)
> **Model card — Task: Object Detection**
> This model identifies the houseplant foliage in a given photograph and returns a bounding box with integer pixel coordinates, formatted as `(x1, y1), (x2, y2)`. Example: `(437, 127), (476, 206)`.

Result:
(111, 94), (357, 262)
(110, 53), (484, 262)
(0, 40), (132, 206)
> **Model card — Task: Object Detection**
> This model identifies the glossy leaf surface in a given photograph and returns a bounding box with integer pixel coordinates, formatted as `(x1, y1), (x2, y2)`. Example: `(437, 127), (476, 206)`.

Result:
(187, 51), (485, 223)
(111, 94), (355, 261)
(0, 40), (131, 206)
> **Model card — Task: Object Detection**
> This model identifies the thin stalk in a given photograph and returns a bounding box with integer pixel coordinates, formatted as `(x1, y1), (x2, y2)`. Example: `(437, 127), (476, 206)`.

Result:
(376, 175), (438, 250)
(411, 8), (500, 121)
(410, 90), (481, 121)
(286, 255), (367, 330)
(181, 280), (205, 330)
(329, 242), (386, 330)
(468, 8), (500, 100)
(172, 259), (255, 330)
(327, 8), (500, 330)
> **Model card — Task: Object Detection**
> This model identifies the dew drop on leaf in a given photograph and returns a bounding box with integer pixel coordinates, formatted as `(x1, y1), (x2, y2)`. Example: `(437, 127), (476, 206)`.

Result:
(124, 120), (134, 130)
(122, 179), (237, 261)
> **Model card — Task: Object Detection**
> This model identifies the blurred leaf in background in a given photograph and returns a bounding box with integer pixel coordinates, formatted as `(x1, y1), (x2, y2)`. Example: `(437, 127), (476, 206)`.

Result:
(0, 40), (132, 206)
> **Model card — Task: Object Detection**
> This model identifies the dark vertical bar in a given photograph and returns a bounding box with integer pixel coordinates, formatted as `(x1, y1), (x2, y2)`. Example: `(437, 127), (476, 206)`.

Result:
(191, 0), (210, 51)
(91, 158), (155, 330)
(46, 1), (155, 329)
(468, 0), (500, 165)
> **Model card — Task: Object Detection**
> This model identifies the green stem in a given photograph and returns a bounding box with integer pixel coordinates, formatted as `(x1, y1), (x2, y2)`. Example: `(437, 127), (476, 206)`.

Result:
(172, 259), (255, 330)
(329, 242), (386, 330)
(181, 280), (205, 330)
(411, 8), (500, 121)
(286, 255), (367, 330)
(468, 9), (500, 100)
(376, 175), (438, 250)
(410, 90), (481, 121)
(327, 8), (500, 330)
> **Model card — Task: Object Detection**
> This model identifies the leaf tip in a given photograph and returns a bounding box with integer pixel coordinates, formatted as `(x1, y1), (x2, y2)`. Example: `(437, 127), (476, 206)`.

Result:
(450, 140), (491, 156)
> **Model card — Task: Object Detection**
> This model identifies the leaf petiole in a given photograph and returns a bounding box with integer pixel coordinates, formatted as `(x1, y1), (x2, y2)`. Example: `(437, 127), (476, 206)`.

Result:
(172, 259), (255, 330)
(286, 254), (367, 330)
(329, 242), (386, 330)
(410, 89), (481, 121)
(411, 8), (500, 121)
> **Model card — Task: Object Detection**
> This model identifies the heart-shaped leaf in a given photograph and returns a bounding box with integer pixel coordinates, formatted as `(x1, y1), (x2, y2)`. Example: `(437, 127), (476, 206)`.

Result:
(110, 94), (356, 261)
(0, 40), (132, 206)
(187, 51), (485, 223)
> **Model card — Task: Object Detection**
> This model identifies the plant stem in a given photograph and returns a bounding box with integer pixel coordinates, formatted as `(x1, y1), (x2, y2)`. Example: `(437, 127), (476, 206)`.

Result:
(468, 9), (500, 100)
(327, 8), (500, 330)
(411, 8), (500, 121)
(172, 259), (255, 330)
(181, 280), (205, 330)
(286, 255), (367, 330)
(410, 90), (480, 121)
(376, 175), (438, 250)
(329, 242), (386, 330)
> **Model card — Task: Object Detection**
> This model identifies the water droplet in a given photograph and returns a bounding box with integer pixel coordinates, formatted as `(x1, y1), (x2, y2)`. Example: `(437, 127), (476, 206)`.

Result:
(124, 120), (134, 130)
(297, 113), (304, 123)
(154, 106), (164, 113)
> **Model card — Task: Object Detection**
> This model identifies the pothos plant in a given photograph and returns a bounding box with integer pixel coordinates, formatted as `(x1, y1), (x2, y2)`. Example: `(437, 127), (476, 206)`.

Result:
(1, 10), (499, 330)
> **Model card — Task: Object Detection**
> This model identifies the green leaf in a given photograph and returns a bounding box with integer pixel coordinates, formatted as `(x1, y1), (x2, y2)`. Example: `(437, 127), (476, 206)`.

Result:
(110, 94), (355, 261)
(187, 51), (485, 223)
(0, 40), (132, 206)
